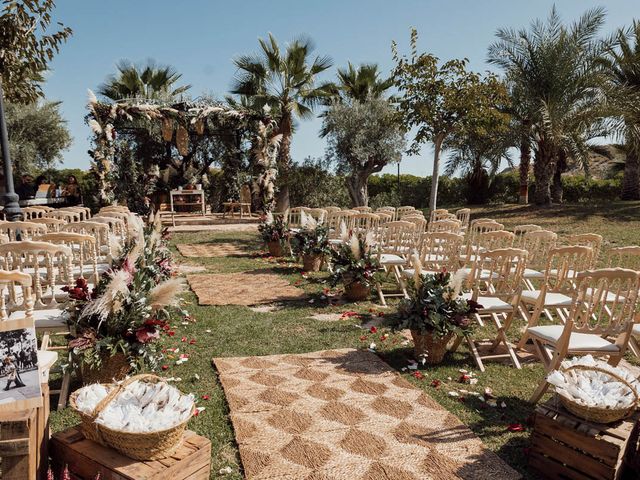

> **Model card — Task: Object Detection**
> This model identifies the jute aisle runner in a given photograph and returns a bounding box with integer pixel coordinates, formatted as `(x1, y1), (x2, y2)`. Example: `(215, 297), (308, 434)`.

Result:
(187, 271), (306, 306)
(177, 243), (253, 258)
(213, 349), (520, 480)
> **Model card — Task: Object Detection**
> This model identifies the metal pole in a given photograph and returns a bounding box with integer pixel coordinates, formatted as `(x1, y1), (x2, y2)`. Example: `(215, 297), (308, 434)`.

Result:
(0, 79), (22, 221)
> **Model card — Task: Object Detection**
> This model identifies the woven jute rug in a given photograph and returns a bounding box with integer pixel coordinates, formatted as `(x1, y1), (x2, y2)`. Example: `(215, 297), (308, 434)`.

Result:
(213, 348), (520, 480)
(176, 243), (253, 258)
(187, 271), (306, 306)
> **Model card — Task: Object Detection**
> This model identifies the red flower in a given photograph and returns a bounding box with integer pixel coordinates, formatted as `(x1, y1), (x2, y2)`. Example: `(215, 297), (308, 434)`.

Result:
(413, 371), (424, 380)
(189, 339), (196, 345)
(168, 331), (175, 336)
(430, 379), (441, 388)
(181, 337), (187, 342)
(135, 325), (160, 344)
(369, 326), (378, 334)
(161, 365), (169, 370)
(202, 395), (210, 400)
(507, 423), (525, 432)
(377, 312), (384, 317)
(359, 335), (367, 341)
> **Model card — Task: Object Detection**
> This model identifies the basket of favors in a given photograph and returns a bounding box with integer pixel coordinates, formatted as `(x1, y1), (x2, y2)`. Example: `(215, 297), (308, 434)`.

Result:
(547, 356), (640, 424)
(69, 374), (195, 460)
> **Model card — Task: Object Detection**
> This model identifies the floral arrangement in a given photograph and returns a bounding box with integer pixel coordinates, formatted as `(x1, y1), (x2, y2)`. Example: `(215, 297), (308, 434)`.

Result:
(258, 212), (290, 245)
(394, 264), (480, 338)
(291, 212), (331, 257)
(66, 212), (186, 374)
(329, 228), (380, 288)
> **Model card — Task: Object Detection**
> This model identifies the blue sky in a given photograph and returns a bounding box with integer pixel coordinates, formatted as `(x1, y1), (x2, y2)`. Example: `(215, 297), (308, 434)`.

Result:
(42, 0), (638, 176)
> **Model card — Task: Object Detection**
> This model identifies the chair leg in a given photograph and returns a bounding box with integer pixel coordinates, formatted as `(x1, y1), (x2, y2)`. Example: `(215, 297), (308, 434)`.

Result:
(517, 303), (542, 349)
(40, 332), (51, 351)
(57, 370), (72, 409)
(376, 282), (387, 307)
(529, 378), (550, 404)
(629, 337), (640, 358)
(449, 335), (464, 353)
(466, 336), (485, 372)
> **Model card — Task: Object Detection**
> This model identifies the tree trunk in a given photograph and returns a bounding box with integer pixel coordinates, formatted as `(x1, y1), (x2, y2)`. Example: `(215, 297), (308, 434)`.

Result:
(621, 151), (640, 200)
(275, 113), (292, 212)
(551, 150), (566, 204)
(429, 134), (445, 211)
(346, 172), (369, 207)
(519, 122), (531, 204)
(533, 141), (555, 205)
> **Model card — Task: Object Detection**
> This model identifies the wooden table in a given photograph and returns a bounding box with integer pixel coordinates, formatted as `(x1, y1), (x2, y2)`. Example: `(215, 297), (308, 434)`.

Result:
(169, 189), (205, 226)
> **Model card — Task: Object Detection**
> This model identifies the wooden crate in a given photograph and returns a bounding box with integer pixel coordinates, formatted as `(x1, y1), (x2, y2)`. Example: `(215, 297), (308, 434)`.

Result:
(529, 396), (640, 480)
(50, 427), (211, 480)
(0, 383), (50, 480)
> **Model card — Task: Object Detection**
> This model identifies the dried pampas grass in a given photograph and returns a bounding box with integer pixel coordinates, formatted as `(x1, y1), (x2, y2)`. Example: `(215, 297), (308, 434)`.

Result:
(350, 234), (361, 261)
(149, 278), (185, 311)
(81, 269), (131, 321)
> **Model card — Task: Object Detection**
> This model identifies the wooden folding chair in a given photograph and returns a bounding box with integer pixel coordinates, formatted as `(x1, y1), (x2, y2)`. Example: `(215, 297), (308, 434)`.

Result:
(30, 217), (67, 232)
(403, 215), (427, 233)
(62, 221), (114, 265)
(402, 232), (464, 280)
(375, 221), (416, 306)
(455, 208), (471, 231)
(451, 248), (528, 371)
(428, 208), (450, 223)
(396, 206), (415, 218)
(376, 212), (394, 225)
(427, 219), (462, 234)
(306, 208), (328, 224)
(513, 224), (542, 247)
(353, 206), (373, 213)
(566, 233), (603, 268)
(520, 230), (558, 288)
(36, 232), (100, 285)
(0, 221), (48, 241)
(22, 207), (46, 220)
(607, 247), (640, 356)
(516, 245), (594, 348)
(286, 207), (307, 229)
(46, 209), (81, 223)
(323, 206), (341, 215)
(90, 216), (127, 244)
(527, 268), (640, 403)
(375, 206), (396, 220)
(464, 220), (504, 259)
(352, 213), (380, 237)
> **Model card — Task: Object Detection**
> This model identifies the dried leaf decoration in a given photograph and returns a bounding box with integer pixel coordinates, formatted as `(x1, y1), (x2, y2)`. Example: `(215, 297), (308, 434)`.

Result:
(176, 124), (189, 156)
(161, 117), (174, 142)
(194, 118), (205, 135)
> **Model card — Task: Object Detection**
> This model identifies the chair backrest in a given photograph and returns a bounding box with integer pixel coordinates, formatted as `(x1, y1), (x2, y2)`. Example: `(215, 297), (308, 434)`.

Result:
(22, 207), (46, 220)
(0, 241), (73, 309)
(0, 234), (9, 245)
(352, 213), (380, 235)
(99, 206), (129, 213)
(0, 221), (48, 241)
(62, 221), (112, 260)
(477, 230), (516, 252)
(469, 218), (497, 228)
(429, 208), (450, 223)
(91, 215), (127, 241)
(566, 233), (603, 268)
(0, 269), (34, 320)
(427, 219), (461, 234)
(30, 217), (67, 232)
(471, 248), (528, 298)
(36, 232), (98, 282)
(46, 209), (81, 222)
(326, 211), (355, 238)
(396, 206), (415, 218)
(568, 268), (640, 337)
(323, 206), (341, 215)
(455, 208), (471, 228)
(466, 221), (504, 255)
(306, 208), (327, 224)
(417, 232), (464, 272)
(403, 216), (427, 233)
(375, 212), (394, 225)
(521, 230), (558, 269)
(352, 206), (372, 213)
(543, 245), (594, 293)
(513, 224), (542, 247)
(377, 221), (416, 255)
(94, 210), (129, 224)
(63, 206), (91, 221)
(608, 246), (640, 271)
(376, 207), (396, 220)
(287, 207), (307, 228)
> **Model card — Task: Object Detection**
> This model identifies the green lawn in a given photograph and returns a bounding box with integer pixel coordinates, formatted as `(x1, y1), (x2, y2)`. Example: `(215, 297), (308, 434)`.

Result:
(49, 201), (640, 479)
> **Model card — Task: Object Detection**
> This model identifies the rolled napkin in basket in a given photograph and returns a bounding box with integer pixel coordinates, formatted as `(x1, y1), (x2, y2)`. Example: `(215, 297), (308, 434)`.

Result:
(74, 378), (195, 433)
(547, 355), (640, 409)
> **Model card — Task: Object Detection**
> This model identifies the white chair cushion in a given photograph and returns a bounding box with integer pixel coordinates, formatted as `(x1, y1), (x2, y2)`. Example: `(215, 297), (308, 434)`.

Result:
(379, 254), (406, 265)
(462, 292), (512, 312)
(527, 325), (620, 352)
(402, 268), (439, 278)
(522, 268), (545, 279)
(520, 290), (573, 307)
(9, 308), (69, 329)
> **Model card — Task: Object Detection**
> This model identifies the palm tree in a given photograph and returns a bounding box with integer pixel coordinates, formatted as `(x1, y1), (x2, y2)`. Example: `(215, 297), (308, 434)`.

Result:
(98, 59), (191, 101)
(444, 128), (513, 204)
(600, 21), (640, 200)
(231, 33), (333, 211)
(488, 6), (609, 204)
(334, 62), (392, 102)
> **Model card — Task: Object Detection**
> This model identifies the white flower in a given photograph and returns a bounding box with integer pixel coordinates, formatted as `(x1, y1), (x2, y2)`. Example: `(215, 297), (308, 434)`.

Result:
(264, 212), (274, 225)
(350, 234), (361, 260)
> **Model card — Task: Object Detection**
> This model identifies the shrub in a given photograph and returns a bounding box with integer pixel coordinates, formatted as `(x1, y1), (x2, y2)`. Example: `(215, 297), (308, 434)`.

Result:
(288, 157), (350, 208)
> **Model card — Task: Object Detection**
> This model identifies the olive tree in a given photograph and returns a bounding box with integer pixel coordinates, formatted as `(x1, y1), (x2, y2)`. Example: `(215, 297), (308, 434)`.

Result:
(322, 97), (405, 207)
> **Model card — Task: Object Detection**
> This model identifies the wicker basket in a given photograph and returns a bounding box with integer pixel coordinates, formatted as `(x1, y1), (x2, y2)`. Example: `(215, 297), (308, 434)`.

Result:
(344, 280), (370, 301)
(302, 254), (323, 272)
(81, 352), (131, 385)
(410, 331), (453, 364)
(69, 374), (194, 460)
(69, 383), (116, 443)
(557, 364), (639, 424)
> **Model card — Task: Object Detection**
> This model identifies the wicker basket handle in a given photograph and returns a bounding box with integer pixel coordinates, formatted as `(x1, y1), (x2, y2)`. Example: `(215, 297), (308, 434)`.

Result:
(90, 373), (165, 419)
(561, 364), (640, 405)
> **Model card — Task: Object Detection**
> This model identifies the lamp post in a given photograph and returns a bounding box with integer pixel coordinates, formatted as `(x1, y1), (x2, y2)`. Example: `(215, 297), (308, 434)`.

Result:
(0, 79), (22, 221)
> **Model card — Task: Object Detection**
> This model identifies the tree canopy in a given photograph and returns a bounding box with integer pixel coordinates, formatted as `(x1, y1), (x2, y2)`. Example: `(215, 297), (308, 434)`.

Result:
(0, 100), (72, 176)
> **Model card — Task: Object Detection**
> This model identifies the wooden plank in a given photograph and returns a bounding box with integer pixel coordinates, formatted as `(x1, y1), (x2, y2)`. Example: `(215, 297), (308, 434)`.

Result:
(531, 432), (616, 480)
(0, 408), (37, 480)
(534, 413), (621, 465)
(50, 427), (211, 480)
(529, 450), (595, 480)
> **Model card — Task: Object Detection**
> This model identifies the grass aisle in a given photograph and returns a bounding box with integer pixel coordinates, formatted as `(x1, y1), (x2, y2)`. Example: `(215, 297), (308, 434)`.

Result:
(49, 202), (640, 479)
